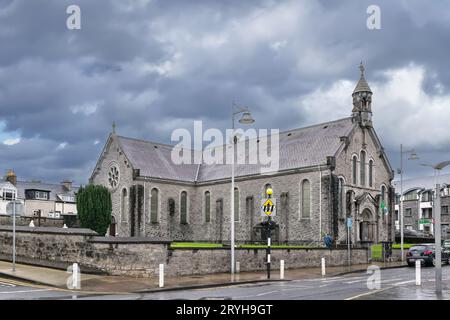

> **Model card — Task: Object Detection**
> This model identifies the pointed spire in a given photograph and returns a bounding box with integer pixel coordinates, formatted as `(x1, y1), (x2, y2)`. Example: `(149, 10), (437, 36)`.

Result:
(353, 61), (372, 94)
(112, 121), (116, 134)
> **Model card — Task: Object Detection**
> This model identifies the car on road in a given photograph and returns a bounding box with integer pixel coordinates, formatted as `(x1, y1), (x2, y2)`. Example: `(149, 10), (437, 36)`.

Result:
(406, 244), (450, 267)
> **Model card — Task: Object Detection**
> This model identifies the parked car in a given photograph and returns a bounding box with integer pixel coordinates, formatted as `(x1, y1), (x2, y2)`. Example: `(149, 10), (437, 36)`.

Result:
(406, 244), (450, 267)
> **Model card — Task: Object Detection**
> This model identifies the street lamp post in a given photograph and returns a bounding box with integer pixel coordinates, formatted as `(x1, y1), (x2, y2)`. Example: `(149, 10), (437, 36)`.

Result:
(398, 145), (419, 262)
(230, 103), (254, 274)
(420, 160), (450, 294)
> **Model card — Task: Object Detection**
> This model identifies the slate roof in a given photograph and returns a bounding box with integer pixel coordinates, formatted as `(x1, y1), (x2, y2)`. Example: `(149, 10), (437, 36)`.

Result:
(14, 181), (78, 202)
(116, 117), (356, 183)
(393, 173), (450, 194)
(0, 180), (16, 190)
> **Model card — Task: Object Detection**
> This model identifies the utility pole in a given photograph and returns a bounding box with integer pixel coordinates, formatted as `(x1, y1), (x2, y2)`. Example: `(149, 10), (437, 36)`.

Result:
(435, 183), (442, 293)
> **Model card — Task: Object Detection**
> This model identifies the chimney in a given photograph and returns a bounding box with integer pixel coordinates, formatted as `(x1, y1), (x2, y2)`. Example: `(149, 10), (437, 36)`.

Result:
(61, 180), (72, 191)
(6, 169), (17, 186)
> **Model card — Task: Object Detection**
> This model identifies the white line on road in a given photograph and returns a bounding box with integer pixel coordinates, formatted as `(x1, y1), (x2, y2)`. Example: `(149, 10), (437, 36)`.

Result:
(0, 289), (50, 295)
(0, 282), (16, 287)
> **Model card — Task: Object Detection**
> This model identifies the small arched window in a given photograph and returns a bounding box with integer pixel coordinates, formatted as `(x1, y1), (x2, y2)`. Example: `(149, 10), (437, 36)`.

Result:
(360, 150), (366, 186)
(234, 188), (240, 222)
(121, 188), (128, 222)
(301, 180), (311, 219)
(150, 188), (159, 223)
(352, 156), (358, 185)
(204, 191), (211, 223)
(180, 191), (188, 224)
(369, 160), (373, 187)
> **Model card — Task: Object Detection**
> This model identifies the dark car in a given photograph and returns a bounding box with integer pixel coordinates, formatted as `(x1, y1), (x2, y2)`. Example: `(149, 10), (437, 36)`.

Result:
(406, 244), (450, 267)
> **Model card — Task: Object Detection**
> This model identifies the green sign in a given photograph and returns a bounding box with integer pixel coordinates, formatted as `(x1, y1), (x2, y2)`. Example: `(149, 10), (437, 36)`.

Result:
(419, 218), (432, 225)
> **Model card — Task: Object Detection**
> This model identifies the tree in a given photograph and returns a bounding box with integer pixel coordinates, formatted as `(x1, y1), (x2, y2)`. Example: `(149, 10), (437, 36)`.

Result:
(76, 185), (112, 235)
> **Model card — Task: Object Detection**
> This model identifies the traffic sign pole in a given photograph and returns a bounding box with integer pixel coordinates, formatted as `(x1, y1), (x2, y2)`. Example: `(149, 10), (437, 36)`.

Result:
(12, 199), (16, 272)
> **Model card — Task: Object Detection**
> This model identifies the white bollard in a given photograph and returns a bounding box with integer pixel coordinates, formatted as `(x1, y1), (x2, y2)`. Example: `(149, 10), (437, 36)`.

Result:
(280, 260), (285, 280)
(236, 261), (240, 274)
(72, 263), (79, 290)
(159, 264), (164, 288)
(321, 258), (326, 276)
(415, 260), (421, 286)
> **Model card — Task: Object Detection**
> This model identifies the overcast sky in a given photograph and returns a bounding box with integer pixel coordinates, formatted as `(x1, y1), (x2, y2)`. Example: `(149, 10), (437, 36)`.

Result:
(1, 0), (450, 185)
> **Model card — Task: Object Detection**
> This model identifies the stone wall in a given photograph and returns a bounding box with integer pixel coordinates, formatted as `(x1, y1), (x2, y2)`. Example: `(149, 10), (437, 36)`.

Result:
(0, 226), (371, 277)
(0, 214), (65, 228)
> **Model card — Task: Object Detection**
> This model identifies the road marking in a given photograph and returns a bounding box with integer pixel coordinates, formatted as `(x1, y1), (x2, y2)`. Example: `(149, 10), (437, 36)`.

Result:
(0, 289), (50, 294)
(392, 280), (415, 286)
(345, 286), (394, 300)
(0, 282), (16, 287)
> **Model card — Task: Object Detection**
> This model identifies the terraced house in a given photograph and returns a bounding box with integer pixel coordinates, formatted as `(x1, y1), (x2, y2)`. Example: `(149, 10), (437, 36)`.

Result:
(90, 64), (395, 245)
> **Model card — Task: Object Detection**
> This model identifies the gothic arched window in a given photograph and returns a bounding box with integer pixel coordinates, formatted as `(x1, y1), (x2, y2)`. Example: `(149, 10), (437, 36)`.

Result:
(180, 191), (188, 224)
(150, 188), (159, 223)
(369, 160), (374, 187)
(121, 188), (127, 222)
(204, 191), (211, 223)
(234, 188), (240, 222)
(338, 178), (345, 217)
(301, 180), (311, 219)
(352, 156), (358, 185)
(360, 150), (366, 186)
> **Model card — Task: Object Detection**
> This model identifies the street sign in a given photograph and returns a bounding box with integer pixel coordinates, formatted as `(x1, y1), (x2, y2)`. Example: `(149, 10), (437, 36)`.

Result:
(419, 218), (432, 225)
(346, 217), (353, 228)
(6, 201), (24, 216)
(261, 198), (276, 217)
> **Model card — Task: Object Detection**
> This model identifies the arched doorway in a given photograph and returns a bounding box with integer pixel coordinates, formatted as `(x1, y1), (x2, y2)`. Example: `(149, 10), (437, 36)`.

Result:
(359, 209), (374, 242)
(109, 215), (117, 237)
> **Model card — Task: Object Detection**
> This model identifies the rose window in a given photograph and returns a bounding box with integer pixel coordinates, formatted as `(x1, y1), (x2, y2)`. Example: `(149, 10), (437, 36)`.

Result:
(108, 165), (120, 189)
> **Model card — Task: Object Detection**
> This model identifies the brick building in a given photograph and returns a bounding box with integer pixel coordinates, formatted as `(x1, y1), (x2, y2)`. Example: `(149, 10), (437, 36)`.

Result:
(90, 64), (395, 244)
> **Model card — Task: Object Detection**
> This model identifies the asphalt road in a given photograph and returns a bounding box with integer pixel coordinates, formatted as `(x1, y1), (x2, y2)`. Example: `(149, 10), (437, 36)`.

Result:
(0, 265), (449, 300)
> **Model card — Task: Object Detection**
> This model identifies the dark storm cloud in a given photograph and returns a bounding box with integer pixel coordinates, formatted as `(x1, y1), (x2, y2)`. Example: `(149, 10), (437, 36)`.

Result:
(1, 0), (450, 184)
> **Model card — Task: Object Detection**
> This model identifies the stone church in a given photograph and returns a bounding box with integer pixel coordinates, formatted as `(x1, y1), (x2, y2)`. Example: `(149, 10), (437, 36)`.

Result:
(90, 64), (395, 245)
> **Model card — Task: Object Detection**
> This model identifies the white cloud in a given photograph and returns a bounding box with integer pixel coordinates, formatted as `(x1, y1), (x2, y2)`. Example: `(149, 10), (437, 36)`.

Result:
(298, 63), (450, 150)
(3, 138), (20, 146)
(57, 142), (68, 150)
(70, 101), (103, 116)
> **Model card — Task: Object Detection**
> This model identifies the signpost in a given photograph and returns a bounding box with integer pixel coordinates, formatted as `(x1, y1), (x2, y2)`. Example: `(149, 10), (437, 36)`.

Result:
(6, 200), (23, 272)
(347, 217), (352, 266)
(261, 189), (276, 279)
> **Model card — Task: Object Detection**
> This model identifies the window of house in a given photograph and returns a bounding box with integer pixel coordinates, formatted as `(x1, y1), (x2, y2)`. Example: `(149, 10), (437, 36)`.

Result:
(204, 191), (211, 223)
(150, 188), (159, 223)
(180, 191), (188, 224)
(405, 208), (412, 217)
(442, 206), (449, 215)
(234, 188), (239, 222)
(352, 156), (357, 185)
(368, 160), (373, 187)
(360, 151), (366, 186)
(2, 189), (15, 200)
(301, 180), (311, 219)
(404, 191), (417, 201)
(35, 191), (49, 200)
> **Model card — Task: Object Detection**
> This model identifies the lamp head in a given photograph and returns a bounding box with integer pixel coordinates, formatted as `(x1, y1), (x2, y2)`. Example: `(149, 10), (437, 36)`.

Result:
(238, 111), (255, 124)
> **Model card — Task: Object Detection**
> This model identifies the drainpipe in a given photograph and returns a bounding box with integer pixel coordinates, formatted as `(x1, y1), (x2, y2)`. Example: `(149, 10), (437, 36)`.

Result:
(319, 165), (322, 241)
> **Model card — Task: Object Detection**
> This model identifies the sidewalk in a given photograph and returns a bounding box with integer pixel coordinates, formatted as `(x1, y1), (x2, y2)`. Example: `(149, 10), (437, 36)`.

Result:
(0, 260), (405, 294)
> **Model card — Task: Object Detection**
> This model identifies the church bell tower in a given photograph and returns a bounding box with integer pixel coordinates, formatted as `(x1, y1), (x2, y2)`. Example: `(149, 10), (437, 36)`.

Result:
(352, 62), (373, 127)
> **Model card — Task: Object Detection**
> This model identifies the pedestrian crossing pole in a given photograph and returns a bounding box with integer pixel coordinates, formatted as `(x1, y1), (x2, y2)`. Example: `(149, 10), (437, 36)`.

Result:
(265, 188), (273, 280)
